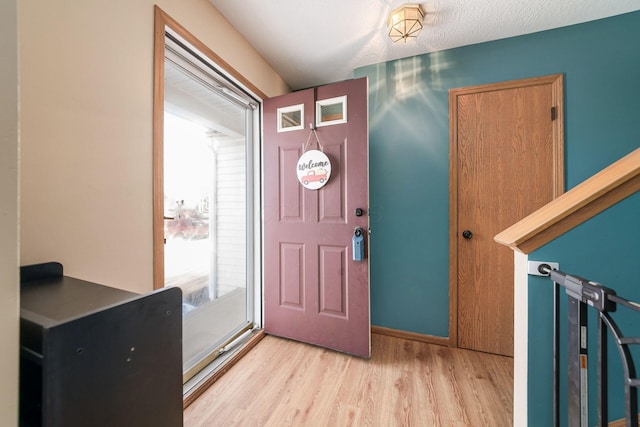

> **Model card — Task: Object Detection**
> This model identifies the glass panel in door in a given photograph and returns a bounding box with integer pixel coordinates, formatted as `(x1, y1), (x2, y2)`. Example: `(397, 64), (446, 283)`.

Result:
(163, 51), (252, 381)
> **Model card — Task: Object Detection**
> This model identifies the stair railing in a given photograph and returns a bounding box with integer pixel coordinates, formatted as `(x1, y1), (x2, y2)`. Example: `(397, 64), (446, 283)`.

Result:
(537, 263), (639, 427)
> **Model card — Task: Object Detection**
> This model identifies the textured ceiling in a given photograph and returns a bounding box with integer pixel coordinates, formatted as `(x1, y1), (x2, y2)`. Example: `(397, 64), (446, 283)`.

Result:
(209, 0), (640, 91)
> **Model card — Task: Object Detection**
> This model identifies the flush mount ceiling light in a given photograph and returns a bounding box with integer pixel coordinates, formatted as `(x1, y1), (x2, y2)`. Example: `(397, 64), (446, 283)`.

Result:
(387, 4), (425, 43)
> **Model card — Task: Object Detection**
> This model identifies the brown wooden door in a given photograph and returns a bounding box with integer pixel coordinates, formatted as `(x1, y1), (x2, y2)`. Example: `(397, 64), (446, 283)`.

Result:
(450, 75), (564, 357)
(263, 78), (370, 357)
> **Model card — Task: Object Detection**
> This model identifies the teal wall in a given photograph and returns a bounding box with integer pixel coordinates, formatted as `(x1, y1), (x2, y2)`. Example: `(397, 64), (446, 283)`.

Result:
(356, 11), (640, 424)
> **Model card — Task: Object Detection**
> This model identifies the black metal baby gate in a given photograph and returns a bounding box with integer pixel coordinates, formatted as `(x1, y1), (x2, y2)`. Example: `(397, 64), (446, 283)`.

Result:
(538, 264), (640, 427)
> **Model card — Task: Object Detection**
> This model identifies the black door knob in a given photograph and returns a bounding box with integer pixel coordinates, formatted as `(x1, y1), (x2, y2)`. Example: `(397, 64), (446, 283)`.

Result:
(462, 230), (473, 239)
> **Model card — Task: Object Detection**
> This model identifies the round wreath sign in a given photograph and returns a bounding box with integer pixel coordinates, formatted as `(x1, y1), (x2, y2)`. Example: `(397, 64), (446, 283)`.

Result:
(296, 150), (331, 190)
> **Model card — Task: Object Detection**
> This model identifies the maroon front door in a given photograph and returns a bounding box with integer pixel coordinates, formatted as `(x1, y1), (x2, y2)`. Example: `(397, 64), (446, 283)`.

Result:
(263, 78), (370, 357)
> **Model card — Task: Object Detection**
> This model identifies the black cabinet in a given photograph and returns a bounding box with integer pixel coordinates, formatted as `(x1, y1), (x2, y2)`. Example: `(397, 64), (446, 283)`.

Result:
(20, 262), (183, 427)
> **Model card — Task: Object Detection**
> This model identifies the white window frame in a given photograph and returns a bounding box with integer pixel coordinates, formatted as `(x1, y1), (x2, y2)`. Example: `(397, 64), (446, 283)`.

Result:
(316, 95), (347, 127)
(277, 103), (305, 132)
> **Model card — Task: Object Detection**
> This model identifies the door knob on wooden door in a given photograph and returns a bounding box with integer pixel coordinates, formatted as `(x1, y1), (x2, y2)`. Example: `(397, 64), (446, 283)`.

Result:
(462, 230), (473, 239)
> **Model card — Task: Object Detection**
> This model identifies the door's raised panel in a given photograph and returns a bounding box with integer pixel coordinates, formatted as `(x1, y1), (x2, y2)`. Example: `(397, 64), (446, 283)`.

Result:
(279, 146), (304, 221)
(318, 245), (347, 318)
(279, 243), (304, 310)
(318, 142), (346, 223)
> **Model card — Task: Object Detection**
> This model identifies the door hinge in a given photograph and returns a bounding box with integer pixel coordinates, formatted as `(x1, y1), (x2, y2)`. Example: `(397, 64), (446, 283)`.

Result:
(551, 106), (557, 121)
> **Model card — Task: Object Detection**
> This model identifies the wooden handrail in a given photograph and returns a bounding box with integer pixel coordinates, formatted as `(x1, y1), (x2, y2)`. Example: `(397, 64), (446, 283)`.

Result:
(495, 147), (640, 254)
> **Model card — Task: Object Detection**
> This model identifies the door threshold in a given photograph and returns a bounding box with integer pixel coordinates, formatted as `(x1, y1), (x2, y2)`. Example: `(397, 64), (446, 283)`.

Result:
(183, 329), (265, 408)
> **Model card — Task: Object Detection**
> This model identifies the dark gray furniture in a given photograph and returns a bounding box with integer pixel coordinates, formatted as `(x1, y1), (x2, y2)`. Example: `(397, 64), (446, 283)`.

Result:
(20, 262), (183, 427)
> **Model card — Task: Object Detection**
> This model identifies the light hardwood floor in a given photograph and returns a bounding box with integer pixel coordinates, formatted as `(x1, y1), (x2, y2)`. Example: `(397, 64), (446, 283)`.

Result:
(184, 333), (513, 426)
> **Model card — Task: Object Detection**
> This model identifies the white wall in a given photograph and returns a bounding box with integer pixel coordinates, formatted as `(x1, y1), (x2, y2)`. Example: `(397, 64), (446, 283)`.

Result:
(0, 0), (19, 423)
(514, 252), (528, 427)
(215, 139), (247, 293)
(19, 0), (289, 293)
